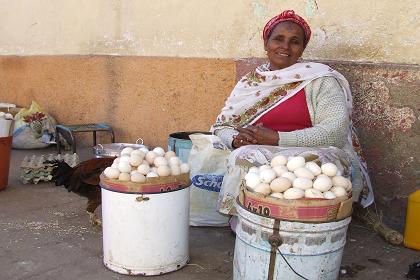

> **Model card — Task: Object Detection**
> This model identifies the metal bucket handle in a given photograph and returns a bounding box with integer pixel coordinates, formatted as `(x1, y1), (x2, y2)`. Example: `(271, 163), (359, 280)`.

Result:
(96, 144), (104, 150)
(136, 138), (144, 145)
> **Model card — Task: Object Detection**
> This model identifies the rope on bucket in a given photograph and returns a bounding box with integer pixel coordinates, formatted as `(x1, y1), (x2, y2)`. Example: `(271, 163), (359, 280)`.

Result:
(276, 247), (310, 280)
(268, 218), (310, 280)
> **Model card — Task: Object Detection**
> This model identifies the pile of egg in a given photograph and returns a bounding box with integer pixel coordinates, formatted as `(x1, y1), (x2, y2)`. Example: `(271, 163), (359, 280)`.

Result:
(245, 155), (352, 200)
(0, 112), (13, 120)
(103, 146), (190, 183)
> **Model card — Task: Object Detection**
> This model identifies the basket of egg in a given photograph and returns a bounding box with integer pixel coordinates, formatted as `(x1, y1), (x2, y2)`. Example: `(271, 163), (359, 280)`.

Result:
(100, 146), (191, 193)
(238, 154), (353, 222)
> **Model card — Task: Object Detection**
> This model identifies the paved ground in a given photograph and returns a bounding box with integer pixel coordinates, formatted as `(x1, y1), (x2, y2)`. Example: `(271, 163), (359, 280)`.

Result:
(0, 146), (418, 280)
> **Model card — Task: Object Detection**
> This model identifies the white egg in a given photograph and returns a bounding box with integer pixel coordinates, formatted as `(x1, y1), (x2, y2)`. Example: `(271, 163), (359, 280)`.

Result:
(157, 165), (171, 177)
(120, 155), (130, 163)
(305, 162), (321, 176)
(331, 186), (347, 197)
(259, 165), (272, 172)
(121, 147), (134, 156)
(118, 161), (132, 173)
(151, 167), (158, 173)
(146, 172), (159, 178)
(111, 163), (118, 169)
(104, 167), (120, 179)
(129, 154), (143, 167)
(321, 163), (338, 177)
(4, 113), (12, 119)
(131, 149), (145, 159)
(153, 147), (165, 156)
(171, 165), (181, 176)
(245, 172), (258, 181)
(293, 167), (315, 180)
(273, 165), (288, 177)
(270, 177), (292, 193)
(137, 163), (150, 175)
(169, 156), (181, 166)
(313, 176), (333, 192)
(154, 156), (169, 167)
(139, 147), (149, 154)
(304, 188), (324, 199)
(248, 166), (259, 174)
(118, 172), (131, 181)
(283, 188), (305, 199)
(165, 151), (176, 159)
(292, 178), (313, 190)
(180, 163), (190, 173)
(287, 156), (306, 171)
(270, 155), (288, 167)
(260, 169), (277, 184)
(113, 158), (120, 164)
(270, 192), (284, 199)
(131, 172), (146, 183)
(145, 151), (158, 165)
(254, 183), (271, 195)
(245, 173), (261, 189)
(281, 172), (297, 182)
(317, 174), (330, 180)
(332, 176), (350, 189)
(323, 191), (337, 200)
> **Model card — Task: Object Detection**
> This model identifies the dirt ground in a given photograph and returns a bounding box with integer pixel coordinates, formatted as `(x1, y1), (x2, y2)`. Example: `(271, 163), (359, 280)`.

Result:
(0, 146), (418, 280)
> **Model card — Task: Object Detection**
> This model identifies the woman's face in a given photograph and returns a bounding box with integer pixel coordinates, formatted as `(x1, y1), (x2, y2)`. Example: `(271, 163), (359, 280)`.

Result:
(264, 21), (305, 70)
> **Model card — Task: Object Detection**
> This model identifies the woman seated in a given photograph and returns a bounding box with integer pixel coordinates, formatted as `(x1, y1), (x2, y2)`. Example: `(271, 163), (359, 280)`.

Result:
(211, 10), (373, 216)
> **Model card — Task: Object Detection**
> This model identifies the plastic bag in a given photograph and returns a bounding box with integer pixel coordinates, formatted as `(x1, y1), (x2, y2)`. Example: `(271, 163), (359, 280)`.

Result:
(12, 101), (56, 149)
(188, 134), (231, 226)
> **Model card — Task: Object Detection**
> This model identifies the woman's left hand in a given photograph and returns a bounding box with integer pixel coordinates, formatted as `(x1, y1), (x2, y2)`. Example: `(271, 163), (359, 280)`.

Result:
(238, 124), (279, 146)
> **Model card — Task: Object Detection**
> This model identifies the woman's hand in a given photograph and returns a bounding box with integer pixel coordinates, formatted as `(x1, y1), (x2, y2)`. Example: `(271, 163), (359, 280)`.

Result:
(235, 124), (279, 147)
(232, 128), (258, 148)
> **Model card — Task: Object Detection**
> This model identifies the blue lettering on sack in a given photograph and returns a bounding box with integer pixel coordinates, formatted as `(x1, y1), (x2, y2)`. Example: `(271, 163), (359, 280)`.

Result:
(191, 175), (224, 192)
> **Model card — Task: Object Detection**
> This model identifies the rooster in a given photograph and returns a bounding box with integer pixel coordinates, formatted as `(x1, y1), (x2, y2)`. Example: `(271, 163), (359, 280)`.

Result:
(48, 157), (115, 226)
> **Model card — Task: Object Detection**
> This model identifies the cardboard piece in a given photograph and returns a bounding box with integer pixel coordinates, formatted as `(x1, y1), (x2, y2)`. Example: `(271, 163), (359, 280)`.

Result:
(238, 184), (352, 222)
(100, 173), (191, 194)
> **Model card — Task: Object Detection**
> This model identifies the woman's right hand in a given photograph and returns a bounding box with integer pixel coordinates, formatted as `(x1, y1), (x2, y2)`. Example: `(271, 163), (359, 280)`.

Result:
(232, 127), (258, 148)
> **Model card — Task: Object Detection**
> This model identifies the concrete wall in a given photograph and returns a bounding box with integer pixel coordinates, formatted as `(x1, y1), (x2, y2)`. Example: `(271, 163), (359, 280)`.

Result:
(0, 56), (235, 147)
(0, 1), (419, 228)
(0, 0), (418, 63)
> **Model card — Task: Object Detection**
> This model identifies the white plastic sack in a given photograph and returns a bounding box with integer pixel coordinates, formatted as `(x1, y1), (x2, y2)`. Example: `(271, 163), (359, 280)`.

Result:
(188, 134), (230, 227)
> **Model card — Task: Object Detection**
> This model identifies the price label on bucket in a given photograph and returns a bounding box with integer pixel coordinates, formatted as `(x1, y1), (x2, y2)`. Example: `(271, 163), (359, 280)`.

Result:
(244, 195), (339, 221)
(239, 186), (351, 222)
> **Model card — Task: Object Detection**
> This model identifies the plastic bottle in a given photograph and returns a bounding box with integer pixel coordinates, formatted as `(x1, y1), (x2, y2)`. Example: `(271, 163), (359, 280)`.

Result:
(404, 189), (420, 250)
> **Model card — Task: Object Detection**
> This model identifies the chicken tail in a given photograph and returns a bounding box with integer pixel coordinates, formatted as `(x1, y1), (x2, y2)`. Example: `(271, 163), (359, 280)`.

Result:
(46, 160), (75, 188)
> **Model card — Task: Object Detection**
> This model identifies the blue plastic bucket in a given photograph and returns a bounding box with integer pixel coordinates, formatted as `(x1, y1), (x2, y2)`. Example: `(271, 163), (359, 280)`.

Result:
(167, 131), (211, 163)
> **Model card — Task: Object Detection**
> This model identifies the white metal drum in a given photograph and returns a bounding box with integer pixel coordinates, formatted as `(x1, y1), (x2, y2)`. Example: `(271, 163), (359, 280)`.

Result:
(234, 201), (351, 280)
(102, 187), (190, 276)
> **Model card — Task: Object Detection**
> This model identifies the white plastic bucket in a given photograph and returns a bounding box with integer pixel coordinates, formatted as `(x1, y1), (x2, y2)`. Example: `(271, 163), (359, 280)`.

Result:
(101, 186), (190, 276)
(0, 119), (12, 137)
(234, 201), (351, 280)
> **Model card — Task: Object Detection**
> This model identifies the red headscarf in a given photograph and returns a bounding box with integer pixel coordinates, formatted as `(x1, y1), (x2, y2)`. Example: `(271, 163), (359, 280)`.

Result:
(262, 10), (311, 46)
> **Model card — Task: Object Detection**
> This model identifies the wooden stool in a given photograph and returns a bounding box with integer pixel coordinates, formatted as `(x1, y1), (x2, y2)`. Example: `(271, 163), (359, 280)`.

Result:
(55, 123), (115, 154)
